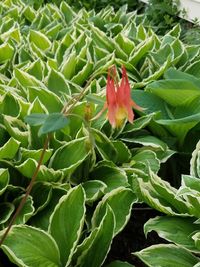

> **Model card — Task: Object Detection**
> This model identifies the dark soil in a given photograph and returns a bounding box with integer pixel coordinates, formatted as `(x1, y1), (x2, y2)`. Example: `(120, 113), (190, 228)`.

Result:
(105, 203), (167, 267)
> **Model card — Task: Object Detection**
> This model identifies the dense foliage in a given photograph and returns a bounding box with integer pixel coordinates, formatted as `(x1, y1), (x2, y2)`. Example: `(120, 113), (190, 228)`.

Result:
(0, 0), (200, 266)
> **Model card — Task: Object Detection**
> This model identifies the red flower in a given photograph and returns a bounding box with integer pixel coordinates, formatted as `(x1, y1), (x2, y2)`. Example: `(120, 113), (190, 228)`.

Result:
(106, 65), (142, 128)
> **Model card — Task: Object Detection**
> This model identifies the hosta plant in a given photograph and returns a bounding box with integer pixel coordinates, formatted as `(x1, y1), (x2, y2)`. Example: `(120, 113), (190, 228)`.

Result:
(0, 0), (200, 266)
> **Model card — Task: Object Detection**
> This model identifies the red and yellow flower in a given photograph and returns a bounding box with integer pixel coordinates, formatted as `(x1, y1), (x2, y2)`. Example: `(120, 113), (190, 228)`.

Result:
(105, 65), (142, 128)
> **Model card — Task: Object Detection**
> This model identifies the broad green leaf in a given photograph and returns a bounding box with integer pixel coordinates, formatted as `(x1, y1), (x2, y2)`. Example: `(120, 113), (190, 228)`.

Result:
(112, 140), (131, 164)
(115, 33), (135, 56)
(0, 137), (20, 160)
(14, 68), (45, 89)
(72, 60), (93, 86)
(82, 180), (106, 203)
(38, 113), (69, 136)
(60, 2), (76, 24)
(129, 36), (155, 66)
(177, 175), (200, 217)
(164, 68), (200, 88)
(3, 115), (29, 147)
(16, 158), (62, 182)
(49, 185), (85, 266)
(190, 140), (200, 178)
(146, 79), (200, 107)
(91, 25), (114, 52)
(131, 90), (169, 119)
(26, 60), (44, 81)
(22, 5), (36, 22)
(19, 147), (53, 165)
(186, 60), (200, 78)
(92, 187), (136, 235)
(134, 244), (199, 267)
(47, 68), (70, 95)
(90, 161), (129, 193)
(31, 182), (52, 214)
(12, 195), (35, 225)
(0, 43), (14, 63)
(49, 137), (90, 177)
(29, 30), (51, 51)
(61, 50), (77, 79)
(0, 169), (9, 196)
(92, 128), (117, 162)
(192, 232), (200, 250)
(1, 225), (61, 267)
(73, 205), (115, 267)
(133, 171), (188, 216)
(144, 216), (199, 252)
(123, 113), (155, 133)
(132, 150), (160, 174)
(123, 135), (167, 151)
(156, 112), (200, 145)
(0, 92), (20, 117)
(30, 187), (67, 231)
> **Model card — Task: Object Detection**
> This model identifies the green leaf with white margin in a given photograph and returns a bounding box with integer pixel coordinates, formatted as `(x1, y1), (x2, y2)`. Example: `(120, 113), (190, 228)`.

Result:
(192, 232), (200, 251)
(133, 171), (189, 216)
(19, 147), (53, 165)
(0, 92), (20, 117)
(30, 187), (67, 231)
(49, 137), (90, 178)
(92, 128), (117, 162)
(47, 68), (71, 95)
(122, 113), (155, 134)
(11, 195), (35, 225)
(132, 150), (160, 174)
(49, 185), (85, 266)
(14, 68), (45, 90)
(176, 175), (200, 217)
(0, 169), (9, 196)
(0, 202), (15, 224)
(0, 225), (61, 267)
(134, 244), (199, 267)
(29, 30), (51, 51)
(112, 140), (131, 164)
(28, 87), (63, 113)
(144, 216), (200, 252)
(73, 205), (115, 267)
(60, 49), (77, 79)
(0, 43), (14, 63)
(123, 135), (167, 151)
(90, 161), (129, 193)
(190, 140), (200, 178)
(71, 60), (93, 86)
(129, 36), (155, 66)
(82, 180), (107, 203)
(16, 158), (63, 182)
(149, 171), (190, 214)
(30, 182), (52, 214)
(0, 137), (20, 160)
(3, 115), (28, 147)
(105, 261), (134, 267)
(92, 187), (136, 236)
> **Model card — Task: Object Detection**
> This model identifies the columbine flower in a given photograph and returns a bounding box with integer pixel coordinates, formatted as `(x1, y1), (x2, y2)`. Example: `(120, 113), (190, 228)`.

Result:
(105, 65), (142, 128)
